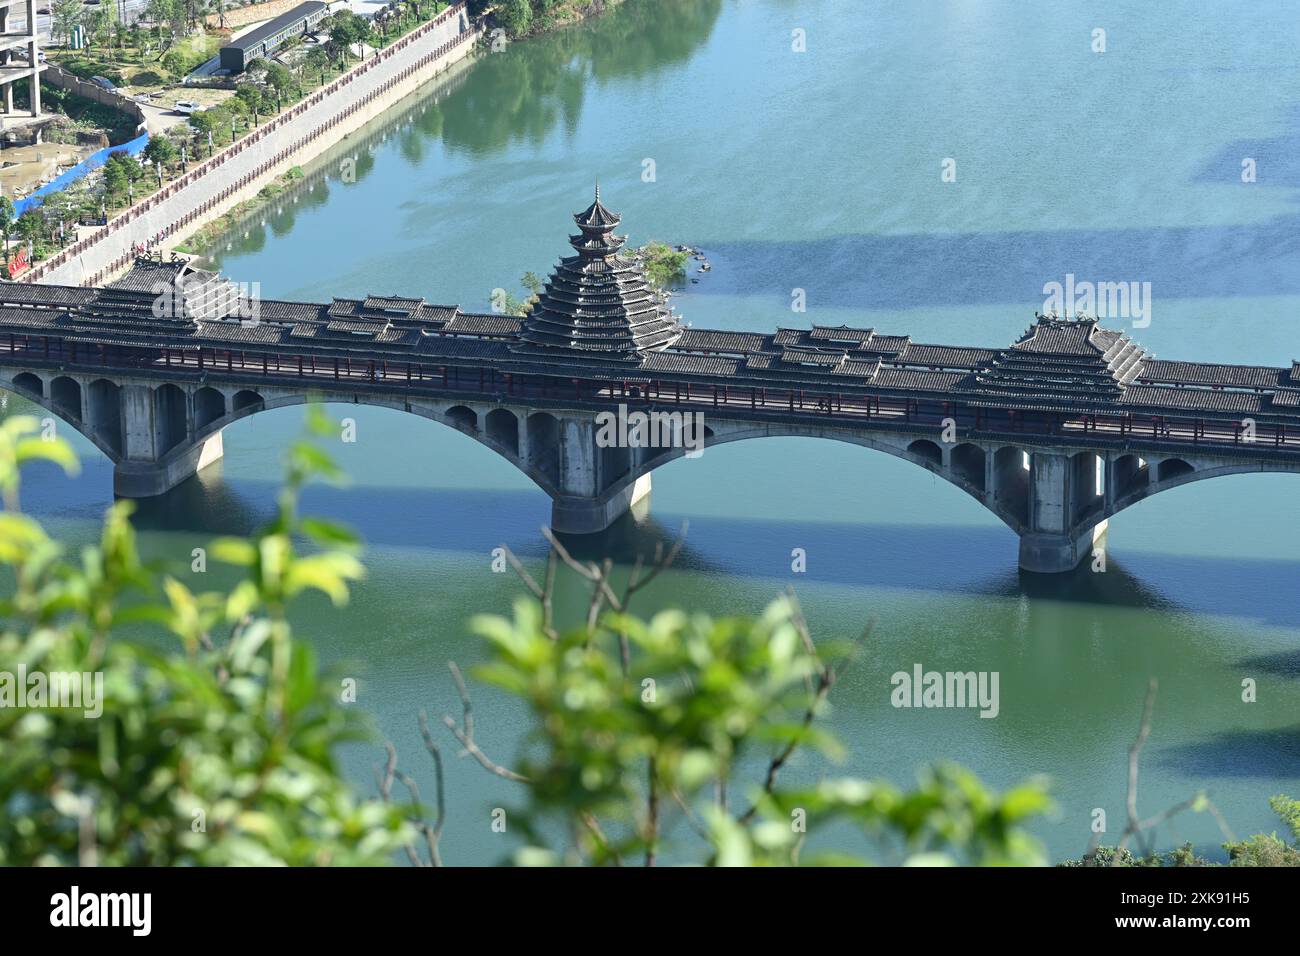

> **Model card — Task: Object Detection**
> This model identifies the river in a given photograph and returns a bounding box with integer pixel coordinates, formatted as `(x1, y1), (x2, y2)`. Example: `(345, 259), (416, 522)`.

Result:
(20, 0), (1300, 864)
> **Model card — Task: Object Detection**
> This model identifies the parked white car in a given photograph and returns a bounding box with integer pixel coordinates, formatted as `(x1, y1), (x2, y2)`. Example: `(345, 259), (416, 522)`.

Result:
(173, 100), (206, 115)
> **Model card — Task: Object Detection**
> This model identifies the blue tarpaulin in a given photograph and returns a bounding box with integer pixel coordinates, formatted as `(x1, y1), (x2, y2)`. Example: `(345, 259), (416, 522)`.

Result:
(13, 130), (150, 217)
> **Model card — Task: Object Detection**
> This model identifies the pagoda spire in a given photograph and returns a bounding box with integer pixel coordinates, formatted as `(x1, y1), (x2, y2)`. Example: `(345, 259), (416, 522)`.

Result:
(512, 188), (682, 361)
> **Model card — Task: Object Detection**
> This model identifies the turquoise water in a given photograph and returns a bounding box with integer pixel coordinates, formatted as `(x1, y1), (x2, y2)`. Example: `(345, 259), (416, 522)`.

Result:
(21, 0), (1300, 863)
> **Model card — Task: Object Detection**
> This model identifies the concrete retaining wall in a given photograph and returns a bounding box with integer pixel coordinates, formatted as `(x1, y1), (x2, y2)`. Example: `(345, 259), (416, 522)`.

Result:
(21, 2), (481, 287)
(41, 65), (148, 131)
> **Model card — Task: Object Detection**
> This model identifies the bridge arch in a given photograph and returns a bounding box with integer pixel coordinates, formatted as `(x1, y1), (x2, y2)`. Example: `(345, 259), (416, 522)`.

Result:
(49, 376), (82, 421)
(1113, 453), (1149, 500)
(445, 405), (477, 432)
(0, 372), (124, 463)
(87, 379), (123, 456)
(990, 446), (1031, 528)
(195, 387), (226, 434)
(11, 371), (43, 399)
(595, 424), (1035, 534)
(485, 408), (519, 455)
(199, 394), (563, 498)
(950, 442), (986, 491)
(907, 438), (943, 468)
(1070, 450), (1104, 525)
(526, 413), (561, 486)
(1098, 458), (1296, 529)
(154, 384), (188, 456)
(232, 389), (264, 413)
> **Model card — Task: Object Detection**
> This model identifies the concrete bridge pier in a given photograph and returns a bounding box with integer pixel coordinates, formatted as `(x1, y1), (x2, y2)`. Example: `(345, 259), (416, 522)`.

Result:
(113, 382), (225, 497)
(551, 473), (652, 534)
(1018, 451), (1106, 573)
(548, 417), (652, 533)
(113, 432), (225, 497)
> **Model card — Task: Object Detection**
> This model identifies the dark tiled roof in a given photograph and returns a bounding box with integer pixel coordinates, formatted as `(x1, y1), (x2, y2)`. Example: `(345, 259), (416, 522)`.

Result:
(976, 317), (1145, 404)
(515, 190), (679, 356)
(325, 319), (389, 335)
(363, 295), (424, 314)
(673, 329), (768, 354)
(105, 259), (196, 293)
(1123, 385), (1262, 413)
(876, 368), (969, 391)
(445, 313), (521, 336)
(1140, 360), (1282, 389)
(808, 325), (874, 346)
(781, 349), (845, 367)
(260, 300), (325, 322)
(199, 321), (285, 344)
(641, 351), (740, 376)
(1012, 318), (1111, 355)
(831, 359), (881, 379)
(0, 284), (95, 307)
(5, 259), (1300, 426)
(864, 335), (911, 354)
(897, 344), (998, 369)
(222, 1), (326, 53)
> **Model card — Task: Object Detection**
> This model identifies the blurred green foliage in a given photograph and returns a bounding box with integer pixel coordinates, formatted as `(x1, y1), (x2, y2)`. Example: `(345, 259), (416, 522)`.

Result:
(0, 406), (1291, 867)
(0, 411), (411, 865)
(455, 591), (1053, 865)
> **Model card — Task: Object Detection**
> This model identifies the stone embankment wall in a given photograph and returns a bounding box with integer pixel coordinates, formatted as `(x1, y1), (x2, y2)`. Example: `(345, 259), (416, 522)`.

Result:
(40, 65), (149, 133)
(22, 3), (481, 287)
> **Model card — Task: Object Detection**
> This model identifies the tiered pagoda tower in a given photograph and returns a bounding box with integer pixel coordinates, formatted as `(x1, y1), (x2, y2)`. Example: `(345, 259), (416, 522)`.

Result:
(513, 187), (681, 362)
(973, 316), (1147, 408)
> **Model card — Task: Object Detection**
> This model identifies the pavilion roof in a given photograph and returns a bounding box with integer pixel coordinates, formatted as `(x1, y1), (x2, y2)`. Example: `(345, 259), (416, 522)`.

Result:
(4, 259), (1299, 423)
(514, 189), (680, 358)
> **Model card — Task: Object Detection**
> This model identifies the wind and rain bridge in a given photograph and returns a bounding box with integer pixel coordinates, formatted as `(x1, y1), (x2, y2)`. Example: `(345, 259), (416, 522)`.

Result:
(2, 189), (1297, 572)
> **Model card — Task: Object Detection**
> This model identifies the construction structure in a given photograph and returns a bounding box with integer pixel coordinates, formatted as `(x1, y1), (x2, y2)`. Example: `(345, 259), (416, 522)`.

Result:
(0, 0), (42, 131)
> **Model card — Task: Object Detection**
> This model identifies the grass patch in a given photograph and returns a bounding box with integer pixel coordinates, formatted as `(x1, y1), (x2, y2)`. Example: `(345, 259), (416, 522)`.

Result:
(14, 83), (137, 144)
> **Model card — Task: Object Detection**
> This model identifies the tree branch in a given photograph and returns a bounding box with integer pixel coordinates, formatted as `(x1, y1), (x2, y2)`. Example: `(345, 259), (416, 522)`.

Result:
(443, 661), (529, 783)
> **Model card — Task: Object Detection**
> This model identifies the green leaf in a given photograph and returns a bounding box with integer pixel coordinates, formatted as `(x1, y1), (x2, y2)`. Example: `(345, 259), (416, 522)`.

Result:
(299, 517), (360, 549)
(14, 436), (80, 476)
(211, 537), (257, 566)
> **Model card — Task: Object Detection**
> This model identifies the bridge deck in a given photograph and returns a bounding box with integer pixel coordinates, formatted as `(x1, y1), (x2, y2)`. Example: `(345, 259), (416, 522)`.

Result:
(2, 257), (1298, 460)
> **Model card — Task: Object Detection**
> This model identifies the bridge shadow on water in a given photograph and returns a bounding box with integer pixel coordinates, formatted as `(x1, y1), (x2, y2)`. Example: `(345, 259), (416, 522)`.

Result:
(691, 211), (1300, 323)
(113, 467), (1300, 633)
(1155, 725), (1300, 782)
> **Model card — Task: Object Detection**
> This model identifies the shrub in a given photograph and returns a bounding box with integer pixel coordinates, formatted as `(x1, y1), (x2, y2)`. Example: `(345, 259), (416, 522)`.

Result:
(0, 412), (412, 865)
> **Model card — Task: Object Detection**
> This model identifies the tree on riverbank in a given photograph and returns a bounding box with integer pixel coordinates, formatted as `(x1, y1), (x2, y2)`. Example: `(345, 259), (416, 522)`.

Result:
(493, 0), (629, 39)
(497, 0), (531, 35)
(327, 10), (374, 63)
(639, 241), (687, 288)
(0, 198), (14, 266)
